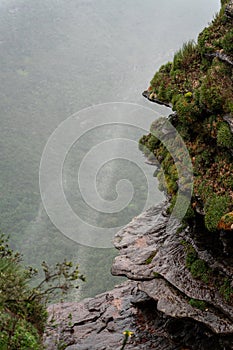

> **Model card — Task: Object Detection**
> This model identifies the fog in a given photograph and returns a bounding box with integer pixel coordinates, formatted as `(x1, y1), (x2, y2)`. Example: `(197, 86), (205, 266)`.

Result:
(0, 0), (220, 299)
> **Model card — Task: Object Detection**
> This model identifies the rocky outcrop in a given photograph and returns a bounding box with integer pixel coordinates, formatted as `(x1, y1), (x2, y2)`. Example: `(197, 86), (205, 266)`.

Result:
(205, 52), (233, 66)
(44, 202), (233, 349)
(223, 115), (233, 134)
(112, 203), (233, 332)
(225, 0), (233, 18)
(142, 90), (172, 108)
(44, 281), (140, 350)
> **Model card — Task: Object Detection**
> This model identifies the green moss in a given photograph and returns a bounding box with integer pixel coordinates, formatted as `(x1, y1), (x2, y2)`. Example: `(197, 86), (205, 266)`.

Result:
(184, 244), (198, 269)
(189, 298), (207, 311)
(174, 95), (200, 123)
(217, 123), (233, 149)
(204, 194), (230, 232)
(199, 76), (224, 113)
(182, 242), (211, 283)
(190, 259), (210, 282)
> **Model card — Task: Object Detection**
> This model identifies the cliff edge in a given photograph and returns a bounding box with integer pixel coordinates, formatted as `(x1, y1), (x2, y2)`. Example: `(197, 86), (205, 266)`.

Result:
(44, 1), (233, 349)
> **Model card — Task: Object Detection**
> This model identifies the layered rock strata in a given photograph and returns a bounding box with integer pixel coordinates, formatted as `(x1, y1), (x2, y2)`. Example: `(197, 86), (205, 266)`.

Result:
(44, 202), (233, 349)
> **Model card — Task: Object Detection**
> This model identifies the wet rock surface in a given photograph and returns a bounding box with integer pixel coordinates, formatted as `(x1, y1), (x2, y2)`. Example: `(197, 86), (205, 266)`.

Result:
(112, 203), (233, 321)
(44, 203), (233, 349)
(44, 281), (138, 350)
(44, 281), (233, 350)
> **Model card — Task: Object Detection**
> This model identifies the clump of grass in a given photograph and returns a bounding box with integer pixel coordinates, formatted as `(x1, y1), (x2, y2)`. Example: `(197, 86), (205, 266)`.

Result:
(173, 40), (199, 71)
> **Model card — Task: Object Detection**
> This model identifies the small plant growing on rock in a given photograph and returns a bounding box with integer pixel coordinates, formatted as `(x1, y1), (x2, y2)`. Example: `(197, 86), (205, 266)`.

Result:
(190, 259), (210, 283)
(120, 330), (134, 350)
(189, 298), (207, 311)
(217, 122), (233, 149)
(219, 279), (233, 303)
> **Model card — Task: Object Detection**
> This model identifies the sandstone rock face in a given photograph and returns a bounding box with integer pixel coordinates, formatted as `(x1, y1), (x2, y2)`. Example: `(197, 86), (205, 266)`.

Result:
(112, 203), (233, 332)
(44, 281), (139, 350)
(44, 203), (233, 349)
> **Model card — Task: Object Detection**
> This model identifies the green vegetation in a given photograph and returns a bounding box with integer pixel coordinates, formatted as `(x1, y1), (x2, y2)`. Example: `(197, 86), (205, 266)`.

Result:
(181, 239), (233, 303)
(189, 298), (207, 311)
(204, 194), (230, 232)
(0, 234), (85, 349)
(145, 251), (157, 265)
(182, 241), (210, 283)
(140, 0), (233, 232)
(120, 330), (134, 350)
(222, 28), (233, 54)
(183, 243), (197, 269)
(190, 259), (210, 283)
(219, 278), (233, 303)
(217, 122), (233, 149)
(153, 272), (160, 278)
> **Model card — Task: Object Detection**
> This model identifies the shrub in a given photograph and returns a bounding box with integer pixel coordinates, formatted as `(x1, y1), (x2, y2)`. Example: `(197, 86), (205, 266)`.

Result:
(0, 234), (85, 349)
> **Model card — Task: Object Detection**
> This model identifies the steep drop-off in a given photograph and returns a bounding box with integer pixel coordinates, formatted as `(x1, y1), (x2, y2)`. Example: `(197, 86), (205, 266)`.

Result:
(44, 1), (233, 349)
